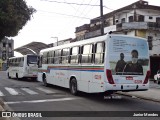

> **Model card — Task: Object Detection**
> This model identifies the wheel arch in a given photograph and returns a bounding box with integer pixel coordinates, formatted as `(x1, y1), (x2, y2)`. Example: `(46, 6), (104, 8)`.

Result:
(69, 76), (77, 84)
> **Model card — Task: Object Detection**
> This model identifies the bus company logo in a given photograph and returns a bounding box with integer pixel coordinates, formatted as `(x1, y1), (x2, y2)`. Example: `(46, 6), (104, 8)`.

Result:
(2, 112), (11, 117)
(126, 76), (133, 80)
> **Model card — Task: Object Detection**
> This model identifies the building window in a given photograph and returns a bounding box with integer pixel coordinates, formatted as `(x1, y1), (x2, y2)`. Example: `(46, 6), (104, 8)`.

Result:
(138, 15), (144, 22)
(129, 16), (133, 22)
(156, 17), (160, 23)
(8, 43), (12, 48)
(149, 16), (153, 19)
(121, 18), (125, 23)
(148, 36), (153, 50)
(3, 43), (6, 47)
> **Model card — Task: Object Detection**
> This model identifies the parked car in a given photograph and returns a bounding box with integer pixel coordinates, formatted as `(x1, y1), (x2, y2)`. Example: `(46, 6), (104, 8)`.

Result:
(154, 70), (160, 84)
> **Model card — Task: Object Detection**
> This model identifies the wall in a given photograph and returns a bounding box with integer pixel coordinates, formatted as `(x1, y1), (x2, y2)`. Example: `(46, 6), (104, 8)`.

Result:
(136, 9), (160, 22)
(146, 30), (160, 56)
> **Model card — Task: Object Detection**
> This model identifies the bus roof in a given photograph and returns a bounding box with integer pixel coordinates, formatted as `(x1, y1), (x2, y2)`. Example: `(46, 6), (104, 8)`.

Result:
(40, 34), (147, 54)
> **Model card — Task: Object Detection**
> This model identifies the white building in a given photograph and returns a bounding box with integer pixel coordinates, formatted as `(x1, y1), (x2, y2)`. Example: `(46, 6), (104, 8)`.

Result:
(75, 0), (160, 78)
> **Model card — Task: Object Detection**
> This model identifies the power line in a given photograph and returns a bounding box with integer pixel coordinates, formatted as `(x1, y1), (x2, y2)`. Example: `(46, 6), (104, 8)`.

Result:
(74, 0), (93, 25)
(40, 0), (99, 7)
(37, 9), (91, 19)
(40, 0), (112, 9)
(68, 0), (86, 28)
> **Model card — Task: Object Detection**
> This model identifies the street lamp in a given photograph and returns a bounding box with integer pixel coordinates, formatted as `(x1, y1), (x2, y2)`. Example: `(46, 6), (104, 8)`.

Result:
(51, 37), (58, 46)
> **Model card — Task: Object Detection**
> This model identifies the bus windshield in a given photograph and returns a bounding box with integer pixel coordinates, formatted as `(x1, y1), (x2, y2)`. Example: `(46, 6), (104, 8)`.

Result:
(27, 55), (38, 64)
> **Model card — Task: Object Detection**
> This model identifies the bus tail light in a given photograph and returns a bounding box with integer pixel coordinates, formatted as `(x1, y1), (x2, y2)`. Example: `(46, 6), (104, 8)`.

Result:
(106, 69), (115, 84)
(143, 70), (151, 84)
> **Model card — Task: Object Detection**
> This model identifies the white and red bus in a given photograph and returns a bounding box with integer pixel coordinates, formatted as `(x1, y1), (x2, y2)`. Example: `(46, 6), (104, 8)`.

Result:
(37, 34), (150, 95)
(7, 54), (39, 80)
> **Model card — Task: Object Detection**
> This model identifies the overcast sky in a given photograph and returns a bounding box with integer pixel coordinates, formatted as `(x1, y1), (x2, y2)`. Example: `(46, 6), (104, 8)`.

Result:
(12, 0), (160, 56)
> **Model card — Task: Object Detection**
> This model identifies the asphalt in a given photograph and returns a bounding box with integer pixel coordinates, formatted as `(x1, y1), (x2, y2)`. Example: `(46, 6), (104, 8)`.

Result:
(0, 80), (160, 120)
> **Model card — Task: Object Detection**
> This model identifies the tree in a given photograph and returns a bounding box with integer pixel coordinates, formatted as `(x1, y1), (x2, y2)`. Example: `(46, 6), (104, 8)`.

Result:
(0, 0), (36, 41)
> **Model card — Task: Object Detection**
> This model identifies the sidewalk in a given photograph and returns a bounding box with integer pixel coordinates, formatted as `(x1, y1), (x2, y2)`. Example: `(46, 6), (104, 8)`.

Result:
(117, 88), (160, 102)
(117, 80), (160, 102)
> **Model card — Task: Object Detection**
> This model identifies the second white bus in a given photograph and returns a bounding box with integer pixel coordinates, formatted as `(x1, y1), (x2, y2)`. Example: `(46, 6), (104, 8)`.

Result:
(38, 34), (150, 95)
(7, 54), (39, 80)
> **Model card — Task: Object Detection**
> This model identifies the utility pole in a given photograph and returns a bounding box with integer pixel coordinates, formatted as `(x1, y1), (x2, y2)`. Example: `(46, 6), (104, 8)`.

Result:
(100, 0), (104, 35)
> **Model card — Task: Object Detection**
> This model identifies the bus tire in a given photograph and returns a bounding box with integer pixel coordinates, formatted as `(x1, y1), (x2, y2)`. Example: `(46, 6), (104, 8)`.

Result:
(43, 74), (48, 87)
(70, 78), (78, 95)
(8, 73), (11, 79)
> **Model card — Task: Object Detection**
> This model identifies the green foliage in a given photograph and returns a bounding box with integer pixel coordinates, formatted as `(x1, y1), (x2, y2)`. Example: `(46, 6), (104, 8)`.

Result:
(0, 0), (36, 41)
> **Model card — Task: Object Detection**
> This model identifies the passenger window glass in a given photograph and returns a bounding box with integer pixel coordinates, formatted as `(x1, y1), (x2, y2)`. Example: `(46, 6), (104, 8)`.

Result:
(95, 42), (105, 64)
(62, 48), (69, 64)
(70, 47), (79, 64)
(81, 44), (93, 64)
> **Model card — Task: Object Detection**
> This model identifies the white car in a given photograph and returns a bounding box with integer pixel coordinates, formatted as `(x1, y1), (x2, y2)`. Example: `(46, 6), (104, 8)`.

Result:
(154, 70), (160, 84)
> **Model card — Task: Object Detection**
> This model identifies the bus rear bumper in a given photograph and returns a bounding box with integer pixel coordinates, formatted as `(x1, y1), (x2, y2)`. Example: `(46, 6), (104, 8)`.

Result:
(104, 83), (149, 92)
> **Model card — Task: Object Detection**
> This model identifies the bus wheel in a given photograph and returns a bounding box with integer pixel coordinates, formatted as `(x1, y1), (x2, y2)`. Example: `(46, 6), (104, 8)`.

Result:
(70, 78), (78, 95)
(43, 75), (48, 87)
(8, 73), (11, 79)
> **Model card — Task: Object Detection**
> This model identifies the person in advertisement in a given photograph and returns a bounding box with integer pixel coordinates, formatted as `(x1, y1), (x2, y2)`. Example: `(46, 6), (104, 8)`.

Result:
(115, 53), (126, 75)
(123, 49), (143, 75)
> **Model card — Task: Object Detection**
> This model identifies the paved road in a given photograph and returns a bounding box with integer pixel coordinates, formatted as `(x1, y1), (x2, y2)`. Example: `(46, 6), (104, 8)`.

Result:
(0, 71), (160, 120)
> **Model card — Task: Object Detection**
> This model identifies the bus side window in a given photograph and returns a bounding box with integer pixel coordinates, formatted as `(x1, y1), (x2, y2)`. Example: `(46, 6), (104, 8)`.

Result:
(19, 57), (24, 67)
(59, 49), (62, 64)
(52, 51), (54, 64)
(38, 55), (42, 67)
(42, 52), (48, 64)
(15, 58), (17, 66)
(48, 51), (53, 64)
(95, 42), (105, 64)
(70, 46), (79, 64)
(81, 44), (93, 64)
(62, 48), (69, 64)
(54, 50), (61, 64)
(47, 52), (49, 64)
(12, 59), (15, 66)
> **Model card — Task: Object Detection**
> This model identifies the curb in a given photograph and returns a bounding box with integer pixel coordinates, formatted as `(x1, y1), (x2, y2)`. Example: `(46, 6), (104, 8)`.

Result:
(117, 92), (160, 103)
(0, 98), (10, 120)
(0, 98), (6, 111)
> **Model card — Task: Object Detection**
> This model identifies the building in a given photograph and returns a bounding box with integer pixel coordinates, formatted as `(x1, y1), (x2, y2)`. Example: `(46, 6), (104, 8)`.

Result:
(75, 0), (160, 78)
(0, 37), (14, 70)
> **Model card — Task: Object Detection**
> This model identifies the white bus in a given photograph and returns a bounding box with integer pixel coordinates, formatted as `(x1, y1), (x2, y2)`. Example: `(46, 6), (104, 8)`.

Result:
(37, 34), (150, 95)
(7, 54), (39, 80)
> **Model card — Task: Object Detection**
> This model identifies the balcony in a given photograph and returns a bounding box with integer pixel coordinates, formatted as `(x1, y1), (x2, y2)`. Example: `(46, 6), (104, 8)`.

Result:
(116, 22), (160, 31)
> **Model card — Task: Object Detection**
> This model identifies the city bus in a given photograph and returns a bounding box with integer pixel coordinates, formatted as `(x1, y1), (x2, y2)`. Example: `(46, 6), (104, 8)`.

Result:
(7, 54), (39, 80)
(37, 34), (150, 95)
